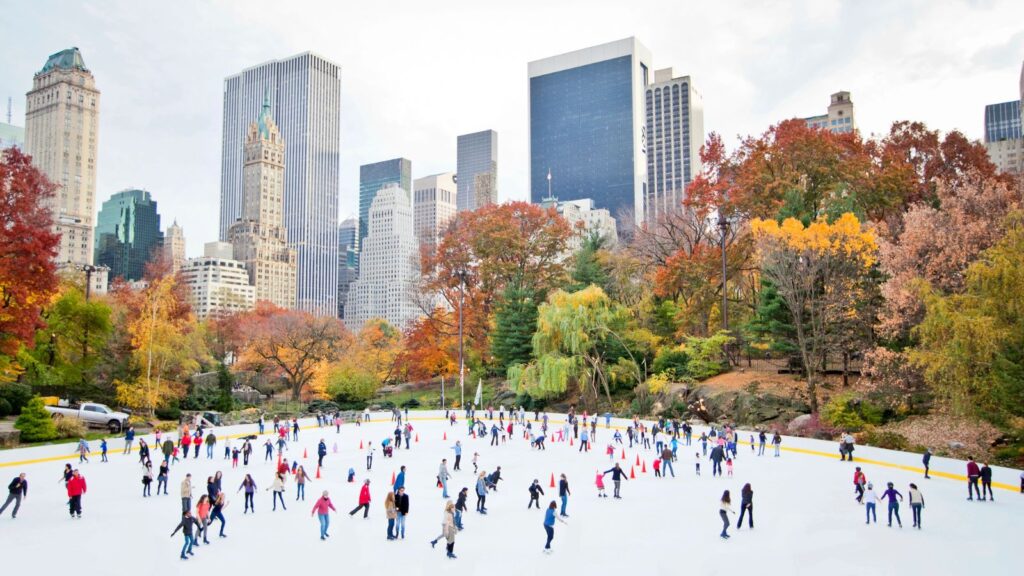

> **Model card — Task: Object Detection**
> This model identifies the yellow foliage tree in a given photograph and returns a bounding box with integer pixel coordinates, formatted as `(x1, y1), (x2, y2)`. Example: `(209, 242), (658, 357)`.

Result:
(750, 213), (878, 412)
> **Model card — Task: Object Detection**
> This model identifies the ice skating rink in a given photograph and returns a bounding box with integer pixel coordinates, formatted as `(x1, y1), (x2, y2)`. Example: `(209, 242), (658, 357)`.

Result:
(1, 411), (1020, 576)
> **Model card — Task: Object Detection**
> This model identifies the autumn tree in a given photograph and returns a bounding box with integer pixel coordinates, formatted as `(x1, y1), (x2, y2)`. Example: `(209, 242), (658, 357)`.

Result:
(397, 313), (457, 381)
(237, 303), (349, 401)
(0, 148), (60, 370)
(876, 172), (1021, 340)
(751, 213), (879, 411)
(417, 201), (571, 372)
(909, 212), (1024, 422)
(115, 273), (208, 415)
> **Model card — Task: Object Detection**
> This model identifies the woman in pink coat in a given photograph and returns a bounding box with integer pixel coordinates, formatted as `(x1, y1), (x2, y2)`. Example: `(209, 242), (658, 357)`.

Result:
(311, 490), (336, 540)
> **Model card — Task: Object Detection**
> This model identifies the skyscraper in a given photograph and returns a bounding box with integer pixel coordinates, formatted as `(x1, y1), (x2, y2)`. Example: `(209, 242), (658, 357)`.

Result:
(219, 52), (341, 315)
(645, 68), (703, 220)
(344, 184), (421, 331)
(228, 95), (297, 309)
(337, 216), (359, 319)
(456, 130), (498, 211)
(179, 242), (255, 320)
(413, 172), (457, 250)
(359, 158), (411, 247)
(24, 47), (100, 266)
(983, 100), (1023, 174)
(94, 189), (164, 282)
(163, 220), (186, 273)
(529, 37), (652, 224)
(802, 91), (856, 133)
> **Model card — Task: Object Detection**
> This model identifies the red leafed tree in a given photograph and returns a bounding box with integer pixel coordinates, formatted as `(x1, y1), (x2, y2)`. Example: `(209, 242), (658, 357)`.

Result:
(397, 313), (458, 381)
(0, 148), (60, 356)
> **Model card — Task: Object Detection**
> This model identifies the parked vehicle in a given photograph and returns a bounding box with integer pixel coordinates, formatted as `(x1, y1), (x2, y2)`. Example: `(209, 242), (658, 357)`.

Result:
(45, 401), (130, 433)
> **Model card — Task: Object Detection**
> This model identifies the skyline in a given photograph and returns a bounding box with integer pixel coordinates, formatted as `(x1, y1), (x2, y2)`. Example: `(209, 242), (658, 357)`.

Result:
(1, 0), (1023, 256)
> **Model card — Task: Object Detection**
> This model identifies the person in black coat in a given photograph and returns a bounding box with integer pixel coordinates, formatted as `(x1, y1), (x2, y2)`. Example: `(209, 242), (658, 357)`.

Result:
(528, 479), (544, 509)
(0, 473), (28, 518)
(394, 487), (410, 539)
(710, 445), (726, 477)
(602, 464), (629, 499)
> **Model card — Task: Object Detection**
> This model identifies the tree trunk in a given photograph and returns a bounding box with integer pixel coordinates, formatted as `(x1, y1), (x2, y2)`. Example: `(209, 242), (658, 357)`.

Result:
(842, 352), (849, 387)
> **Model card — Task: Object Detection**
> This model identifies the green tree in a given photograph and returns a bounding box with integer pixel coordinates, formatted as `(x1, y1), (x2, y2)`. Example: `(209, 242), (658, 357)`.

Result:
(214, 362), (234, 413)
(491, 282), (538, 372)
(508, 286), (638, 407)
(14, 397), (58, 442)
(569, 232), (609, 291)
(744, 278), (799, 356)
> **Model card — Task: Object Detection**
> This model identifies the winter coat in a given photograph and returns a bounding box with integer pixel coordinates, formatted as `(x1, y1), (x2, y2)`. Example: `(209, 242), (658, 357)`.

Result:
(311, 497), (336, 515)
(396, 493), (410, 515)
(358, 484), (371, 505)
(66, 475), (87, 497)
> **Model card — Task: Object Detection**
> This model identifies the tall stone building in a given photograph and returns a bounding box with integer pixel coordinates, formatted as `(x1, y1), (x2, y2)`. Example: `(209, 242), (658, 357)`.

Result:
(24, 47), (100, 265)
(344, 184), (420, 331)
(413, 172), (457, 250)
(219, 52), (341, 316)
(163, 220), (186, 273)
(228, 95), (297, 309)
(802, 91), (856, 134)
(179, 242), (255, 319)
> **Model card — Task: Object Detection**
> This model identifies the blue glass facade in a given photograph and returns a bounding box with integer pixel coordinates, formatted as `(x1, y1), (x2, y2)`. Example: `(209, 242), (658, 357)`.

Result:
(530, 56), (636, 218)
(94, 189), (164, 282)
(984, 100), (1022, 143)
(359, 158), (411, 246)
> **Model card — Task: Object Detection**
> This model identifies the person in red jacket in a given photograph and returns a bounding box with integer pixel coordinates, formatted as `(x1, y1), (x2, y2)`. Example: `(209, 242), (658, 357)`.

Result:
(349, 479), (371, 518)
(66, 469), (87, 518)
(853, 467), (867, 503)
(966, 457), (981, 501)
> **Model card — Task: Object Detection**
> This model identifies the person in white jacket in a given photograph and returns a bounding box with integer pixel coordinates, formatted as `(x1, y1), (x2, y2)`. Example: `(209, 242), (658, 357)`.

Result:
(908, 483), (925, 529)
(864, 482), (880, 524)
(429, 500), (458, 558)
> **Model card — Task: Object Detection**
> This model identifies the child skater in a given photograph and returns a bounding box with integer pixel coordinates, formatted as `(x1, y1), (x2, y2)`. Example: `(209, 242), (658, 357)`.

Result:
(695, 452), (701, 476)
(595, 470), (607, 498)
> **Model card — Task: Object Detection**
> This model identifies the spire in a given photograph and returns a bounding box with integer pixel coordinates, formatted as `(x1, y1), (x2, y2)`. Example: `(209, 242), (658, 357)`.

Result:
(258, 87), (272, 138)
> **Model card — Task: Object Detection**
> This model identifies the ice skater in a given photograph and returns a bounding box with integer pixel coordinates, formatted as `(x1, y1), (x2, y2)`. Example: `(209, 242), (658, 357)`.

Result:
(602, 464), (629, 499)
(908, 483), (924, 529)
(542, 500), (567, 554)
(395, 486), (410, 539)
(0, 473), (28, 518)
(385, 491), (397, 540)
(238, 474), (256, 513)
(476, 472), (489, 513)
(854, 467), (867, 503)
(528, 479), (544, 509)
(880, 482), (903, 527)
(268, 472), (287, 511)
(170, 510), (199, 559)
(865, 482), (879, 524)
(922, 448), (932, 479)
(595, 470), (607, 498)
(295, 465), (311, 501)
(311, 490), (336, 540)
(737, 483), (753, 529)
(429, 500), (458, 559)
(349, 479), (371, 518)
(66, 469), (86, 518)
(558, 474), (570, 517)
(719, 490), (735, 539)
(142, 463), (153, 497)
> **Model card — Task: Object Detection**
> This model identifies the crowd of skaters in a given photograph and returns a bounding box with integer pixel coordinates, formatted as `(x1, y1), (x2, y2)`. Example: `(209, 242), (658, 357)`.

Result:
(2, 404), (1022, 559)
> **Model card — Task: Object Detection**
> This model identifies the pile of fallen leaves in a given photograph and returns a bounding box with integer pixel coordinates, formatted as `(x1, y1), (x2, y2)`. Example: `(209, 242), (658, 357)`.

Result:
(882, 411), (1001, 460)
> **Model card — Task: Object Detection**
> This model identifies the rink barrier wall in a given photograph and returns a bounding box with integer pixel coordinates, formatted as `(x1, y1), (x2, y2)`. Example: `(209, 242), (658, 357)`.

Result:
(0, 413), (1020, 492)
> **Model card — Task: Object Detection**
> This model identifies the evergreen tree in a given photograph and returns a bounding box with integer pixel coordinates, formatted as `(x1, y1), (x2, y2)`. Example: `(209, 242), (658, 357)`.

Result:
(215, 362), (234, 413)
(492, 283), (538, 373)
(569, 232), (608, 291)
(745, 278), (799, 357)
(15, 397), (59, 442)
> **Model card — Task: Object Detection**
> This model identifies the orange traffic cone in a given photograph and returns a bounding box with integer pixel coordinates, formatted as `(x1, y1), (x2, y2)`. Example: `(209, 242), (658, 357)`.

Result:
(569, 437), (574, 446)
(391, 470), (396, 485)
(277, 452), (282, 467)
(359, 440), (364, 449)
(621, 449), (626, 460)
(415, 434), (419, 443)
(629, 466), (636, 479)
(550, 473), (555, 488)
(635, 455), (640, 466)
(303, 448), (308, 458)
(641, 460), (647, 473)
(316, 466), (321, 479)
(443, 432), (447, 440)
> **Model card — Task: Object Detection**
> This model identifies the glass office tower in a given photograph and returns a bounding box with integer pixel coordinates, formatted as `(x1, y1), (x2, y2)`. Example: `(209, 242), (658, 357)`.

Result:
(984, 100), (1022, 143)
(528, 37), (651, 224)
(359, 158), (411, 246)
(456, 130), (498, 212)
(94, 189), (164, 282)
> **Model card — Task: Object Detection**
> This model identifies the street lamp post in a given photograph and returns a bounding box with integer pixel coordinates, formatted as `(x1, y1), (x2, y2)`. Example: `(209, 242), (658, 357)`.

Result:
(455, 269), (469, 409)
(717, 212), (730, 366)
(72, 262), (99, 387)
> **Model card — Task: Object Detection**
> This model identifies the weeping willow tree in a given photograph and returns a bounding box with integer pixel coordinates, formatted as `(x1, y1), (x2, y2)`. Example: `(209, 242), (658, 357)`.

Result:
(507, 285), (634, 408)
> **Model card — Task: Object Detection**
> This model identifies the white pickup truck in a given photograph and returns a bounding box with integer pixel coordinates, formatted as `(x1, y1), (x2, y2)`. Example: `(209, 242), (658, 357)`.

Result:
(45, 401), (130, 433)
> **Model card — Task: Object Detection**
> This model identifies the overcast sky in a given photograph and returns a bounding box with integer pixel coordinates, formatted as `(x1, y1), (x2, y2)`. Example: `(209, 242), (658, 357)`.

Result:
(2, 0), (1022, 256)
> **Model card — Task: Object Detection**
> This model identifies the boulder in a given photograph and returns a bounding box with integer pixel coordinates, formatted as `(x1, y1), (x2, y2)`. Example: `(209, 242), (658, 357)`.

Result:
(787, 414), (813, 433)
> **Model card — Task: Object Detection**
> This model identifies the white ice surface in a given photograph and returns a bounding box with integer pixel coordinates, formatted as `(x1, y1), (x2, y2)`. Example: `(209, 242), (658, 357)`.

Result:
(0, 411), (1020, 576)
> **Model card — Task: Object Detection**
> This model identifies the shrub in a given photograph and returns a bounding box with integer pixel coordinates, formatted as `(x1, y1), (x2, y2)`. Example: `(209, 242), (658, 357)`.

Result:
(54, 416), (87, 439)
(0, 398), (12, 417)
(400, 398), (421, 409)
(15, 397), (59, 442)
(652, 347), (690, 377)
(682, 331), (735, 381)
(0, 382), (33, 415)
(859, 429), (910, 451)
(307, 400), (341, 414)
(154, 405), (182, 422)
(821, 392), (883, 432)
